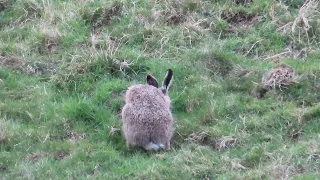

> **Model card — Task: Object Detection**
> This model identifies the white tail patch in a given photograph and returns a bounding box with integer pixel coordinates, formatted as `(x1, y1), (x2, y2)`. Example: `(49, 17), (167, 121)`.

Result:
(144, 142), (160, 151)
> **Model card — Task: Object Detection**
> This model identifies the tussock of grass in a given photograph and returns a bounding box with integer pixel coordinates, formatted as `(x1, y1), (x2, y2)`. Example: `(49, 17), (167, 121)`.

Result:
(1, 0), (320, 179)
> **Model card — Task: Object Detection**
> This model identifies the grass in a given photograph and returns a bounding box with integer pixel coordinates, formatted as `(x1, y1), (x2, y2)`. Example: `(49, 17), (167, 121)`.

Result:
(1, 0), (320, 179)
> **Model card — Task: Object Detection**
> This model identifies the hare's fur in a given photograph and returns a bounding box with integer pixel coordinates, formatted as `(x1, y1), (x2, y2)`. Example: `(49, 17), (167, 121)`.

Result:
(121, 70), (173, 151)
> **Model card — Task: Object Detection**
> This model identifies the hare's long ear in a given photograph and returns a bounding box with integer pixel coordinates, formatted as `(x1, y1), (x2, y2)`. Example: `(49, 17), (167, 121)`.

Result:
(147, 74), (159, 88)
(161, 69), (173, 95)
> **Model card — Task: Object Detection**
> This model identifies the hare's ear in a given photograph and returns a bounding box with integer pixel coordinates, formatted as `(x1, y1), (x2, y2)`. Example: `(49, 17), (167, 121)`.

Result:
(161, 69), (173, 94)
(147, 74), (159, 88)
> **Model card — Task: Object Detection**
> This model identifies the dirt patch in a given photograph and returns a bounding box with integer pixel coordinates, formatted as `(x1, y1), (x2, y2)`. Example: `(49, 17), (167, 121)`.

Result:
(0, 55), (23, 70)
(53, 152), (70, 161)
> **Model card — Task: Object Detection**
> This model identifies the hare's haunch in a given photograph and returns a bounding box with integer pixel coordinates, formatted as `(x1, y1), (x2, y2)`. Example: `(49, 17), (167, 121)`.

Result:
(121, 69), (174, 151)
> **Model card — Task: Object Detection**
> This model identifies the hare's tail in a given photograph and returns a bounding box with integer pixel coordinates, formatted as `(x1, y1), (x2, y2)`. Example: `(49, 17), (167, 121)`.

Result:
(144, 142), (165, 151)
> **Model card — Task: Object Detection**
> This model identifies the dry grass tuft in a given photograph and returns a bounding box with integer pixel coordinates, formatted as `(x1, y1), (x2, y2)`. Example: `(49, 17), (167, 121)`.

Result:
(269, 154), (307, 179)
(292, 0), (320, 35)
(231, 64), (254, 78)
(222, 9), (261, 29)
(90, 2), (122, 29)
(186, 99), (200, 113)
(184, 132), (210, 144)
(66, 132), (87, 144)
(262, 66), (299, 90)
(108, 126), (120, 136)
(166, 8), (187, 26)
(42, 31), (59, 54)
(276, 0), (320, 47)
(213, 136), (242, 151)
(24, 152), (42, 162)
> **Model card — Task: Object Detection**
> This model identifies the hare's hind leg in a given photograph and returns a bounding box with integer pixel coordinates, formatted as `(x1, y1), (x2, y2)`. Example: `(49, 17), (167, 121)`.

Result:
(165, 141), (171, 150)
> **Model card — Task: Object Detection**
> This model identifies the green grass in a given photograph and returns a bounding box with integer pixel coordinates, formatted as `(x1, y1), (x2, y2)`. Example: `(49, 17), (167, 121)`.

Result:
(1, 0), (320, 179)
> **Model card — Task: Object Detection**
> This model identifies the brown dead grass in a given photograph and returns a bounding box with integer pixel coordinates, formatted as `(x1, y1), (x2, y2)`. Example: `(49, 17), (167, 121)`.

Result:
(184, 133), (243, 151)
(222, 10), (261, 29)
(184, 132), (210, 144)
(213, 136), (242, 151)
(262, 66), (299, 90)
(43, 32), (59, 54)
(66, 132), (87, 144)
(92, 2), (122, 28)
(275, 0), (320, 47)
(166, 9), (187, 25)
(186, 99), (200, 113)
(270, 161), (306, 179)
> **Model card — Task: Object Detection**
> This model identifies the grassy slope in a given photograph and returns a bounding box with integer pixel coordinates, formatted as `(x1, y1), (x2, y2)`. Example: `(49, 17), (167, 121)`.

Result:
(0, 0), (320, 179)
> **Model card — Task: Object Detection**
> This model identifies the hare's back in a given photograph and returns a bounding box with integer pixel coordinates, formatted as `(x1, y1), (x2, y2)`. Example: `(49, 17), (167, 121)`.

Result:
(125, 85), (167, 107)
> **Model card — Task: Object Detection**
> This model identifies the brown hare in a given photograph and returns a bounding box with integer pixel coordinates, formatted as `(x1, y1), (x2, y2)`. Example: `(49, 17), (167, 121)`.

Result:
(121, 69), (174, 151)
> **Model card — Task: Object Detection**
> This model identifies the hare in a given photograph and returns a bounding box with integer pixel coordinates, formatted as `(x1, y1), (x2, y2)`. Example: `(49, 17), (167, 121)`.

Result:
(121, 69), (174, 151)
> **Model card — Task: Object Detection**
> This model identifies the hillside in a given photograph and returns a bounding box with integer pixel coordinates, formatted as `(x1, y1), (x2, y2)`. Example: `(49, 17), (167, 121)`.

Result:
(0, 0), (320, 179)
